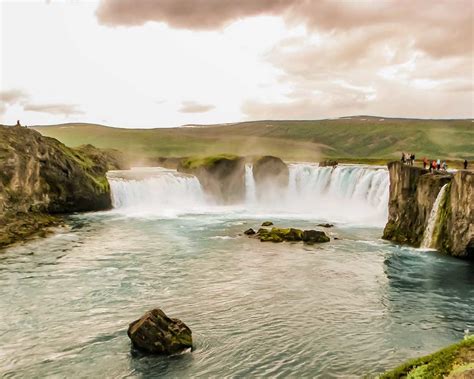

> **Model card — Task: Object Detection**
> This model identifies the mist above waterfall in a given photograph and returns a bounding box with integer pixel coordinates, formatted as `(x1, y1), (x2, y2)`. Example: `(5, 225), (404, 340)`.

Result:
(108, 164), (389, 226)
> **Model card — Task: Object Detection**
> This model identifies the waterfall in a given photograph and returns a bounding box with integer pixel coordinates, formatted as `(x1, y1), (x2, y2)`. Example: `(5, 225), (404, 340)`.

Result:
(245, 164), (257, 205)
(108, 165), (389, 226)
(109, 168), (206, 217)
(421, 184), (449, 249)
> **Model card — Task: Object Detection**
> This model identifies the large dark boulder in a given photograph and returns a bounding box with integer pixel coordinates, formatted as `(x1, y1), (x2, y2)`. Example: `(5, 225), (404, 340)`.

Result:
(252, 156), (289, 199)
(177, 155), (245, 204)
(302, 230), (330, 244)
(128, 308), (193, 355)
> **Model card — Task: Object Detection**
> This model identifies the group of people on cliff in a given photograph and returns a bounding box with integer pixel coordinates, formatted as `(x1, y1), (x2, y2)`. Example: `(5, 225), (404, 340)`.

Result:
(402, 152), (469, 171)
(401, 152), (416, 165)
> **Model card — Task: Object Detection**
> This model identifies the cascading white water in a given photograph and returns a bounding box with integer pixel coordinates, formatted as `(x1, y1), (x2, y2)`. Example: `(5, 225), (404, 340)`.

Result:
(421, 184), (449, 249)
(244, 164), (257, 205)
(108, 164), (389, 226)
(109, 168), (206, 217)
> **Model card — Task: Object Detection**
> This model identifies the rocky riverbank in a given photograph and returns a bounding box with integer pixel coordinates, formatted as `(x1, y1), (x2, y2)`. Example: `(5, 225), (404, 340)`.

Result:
(0, 125), (128, 249)
(383, 161), (473, 259)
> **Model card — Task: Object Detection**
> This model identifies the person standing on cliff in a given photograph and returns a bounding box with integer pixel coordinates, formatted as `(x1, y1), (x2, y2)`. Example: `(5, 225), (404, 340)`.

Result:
(464, 160), (468, 170)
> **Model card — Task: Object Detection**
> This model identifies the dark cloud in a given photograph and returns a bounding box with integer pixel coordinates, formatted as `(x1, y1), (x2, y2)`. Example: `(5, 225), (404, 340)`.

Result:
(179, 101), (215, 113)
(24, 103), (83, 116)
(95, 0), (472, 59)
(96, 0), (289, 29)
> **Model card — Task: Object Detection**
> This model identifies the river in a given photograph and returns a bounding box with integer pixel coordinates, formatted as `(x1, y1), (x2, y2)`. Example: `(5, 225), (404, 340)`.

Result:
(1, 165), (473, 378)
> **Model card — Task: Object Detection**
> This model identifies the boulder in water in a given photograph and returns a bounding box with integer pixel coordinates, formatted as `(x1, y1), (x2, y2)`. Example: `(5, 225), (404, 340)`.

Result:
(261, 221), (273, 226)
(317, 223), (334, 228)
(127, 308), (193, 355)
(302, 230), (330, 244)
(244, 228), (256, 235)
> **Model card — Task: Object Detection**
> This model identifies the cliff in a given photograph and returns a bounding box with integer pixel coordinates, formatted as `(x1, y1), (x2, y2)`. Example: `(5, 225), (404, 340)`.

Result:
(252, 156), (289, 200)
(0, 125), (127, 248)
(177, 154), (246, 204)
(383, 161), (473, 259)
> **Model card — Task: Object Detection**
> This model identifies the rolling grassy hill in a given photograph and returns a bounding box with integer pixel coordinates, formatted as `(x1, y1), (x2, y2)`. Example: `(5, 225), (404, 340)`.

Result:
(21, 116), (474, 164)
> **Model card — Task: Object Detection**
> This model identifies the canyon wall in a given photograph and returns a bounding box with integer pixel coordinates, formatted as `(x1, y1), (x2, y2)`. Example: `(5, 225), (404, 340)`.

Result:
(383, 161), (473, 259)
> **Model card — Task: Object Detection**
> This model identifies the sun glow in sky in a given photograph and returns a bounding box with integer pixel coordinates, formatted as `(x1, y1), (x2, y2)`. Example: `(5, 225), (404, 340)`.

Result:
(1, 0), (472, 128)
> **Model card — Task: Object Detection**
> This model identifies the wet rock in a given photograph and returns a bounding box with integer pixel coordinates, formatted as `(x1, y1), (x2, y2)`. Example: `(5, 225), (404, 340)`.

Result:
(319, 160), (338, 167)
(255, 227), (329, 244)
(244, 228), (256, 235)
(128, 308), (192, 355)
(317, 223), (334, 228)
(177, 155), (245, 204)
(302, 230), (330, 244)
(261, 221), (273, 226)
(253, 156), (289, 199)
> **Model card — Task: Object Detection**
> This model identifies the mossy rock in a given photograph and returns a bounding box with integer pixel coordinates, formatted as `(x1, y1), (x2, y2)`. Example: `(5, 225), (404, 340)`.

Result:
(262, 221), (273, 226)
(128, 308), (193, 355)
(255, 227), (329, 244)
(380, 336), (474, 378)
(177, 154), (245, 204)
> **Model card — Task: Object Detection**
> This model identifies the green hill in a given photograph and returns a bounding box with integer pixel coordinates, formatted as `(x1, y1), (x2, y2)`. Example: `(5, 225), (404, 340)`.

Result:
(22, 116), (474, 163)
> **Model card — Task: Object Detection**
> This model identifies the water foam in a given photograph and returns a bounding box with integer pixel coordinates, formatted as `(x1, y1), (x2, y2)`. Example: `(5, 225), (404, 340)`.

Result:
(108, 164), (389, 226)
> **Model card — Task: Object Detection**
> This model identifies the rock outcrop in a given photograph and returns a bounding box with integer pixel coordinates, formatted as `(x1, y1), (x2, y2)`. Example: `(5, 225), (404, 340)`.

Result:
(128, 308), (193, 355)
(177, 154), (245, 204)
(383, 161), (473, 259)
(0, 125), (127, 248)
(252, 156), (289, 199)
(251, 227), (330, 244)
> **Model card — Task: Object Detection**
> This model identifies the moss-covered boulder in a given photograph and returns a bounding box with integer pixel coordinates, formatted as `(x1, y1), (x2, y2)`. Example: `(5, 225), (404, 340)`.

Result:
(262, 221), (273, 226)
(302, 230), (331, 244)
(380, 336), (474, 378)
(252, 156), (289, 199)
(128, 308), (193, 355)
(177, 154), (245, 204)
(255, 227), (329, 244)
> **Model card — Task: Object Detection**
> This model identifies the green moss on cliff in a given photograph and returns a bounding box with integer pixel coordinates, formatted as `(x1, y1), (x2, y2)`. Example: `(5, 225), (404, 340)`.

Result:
(179, 154), (240, 170)
(380, 336), (474, 378)
(0, 212), (62, 249)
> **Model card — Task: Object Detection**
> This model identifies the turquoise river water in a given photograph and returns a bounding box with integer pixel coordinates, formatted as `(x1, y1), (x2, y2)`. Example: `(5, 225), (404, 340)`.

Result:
(0, 166), (473, 378)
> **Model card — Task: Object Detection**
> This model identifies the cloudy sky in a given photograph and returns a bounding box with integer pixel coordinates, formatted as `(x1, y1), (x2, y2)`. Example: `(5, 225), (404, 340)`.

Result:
(0, 0), (472, 128)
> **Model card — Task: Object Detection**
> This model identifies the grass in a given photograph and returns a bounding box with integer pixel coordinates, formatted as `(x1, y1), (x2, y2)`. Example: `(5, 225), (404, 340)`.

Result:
(21, 116), (474, 163)
(179, 154), (240, 170)
(380, 336), (474, 378)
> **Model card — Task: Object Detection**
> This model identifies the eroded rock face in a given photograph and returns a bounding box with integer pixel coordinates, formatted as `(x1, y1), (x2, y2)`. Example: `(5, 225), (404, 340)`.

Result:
(382, 161), (473, 259)
(128, 308), (192, 355)
(382, 161), (450, 246)
(252, 156), (289, 199)
(177, 155), (245, 204)
(0, 125), (125, 248)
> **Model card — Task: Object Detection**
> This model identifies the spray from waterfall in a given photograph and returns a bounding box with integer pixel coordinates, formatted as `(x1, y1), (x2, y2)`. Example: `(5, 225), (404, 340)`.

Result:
(421, 184), (449, 249)
(108, 165), (390, 226)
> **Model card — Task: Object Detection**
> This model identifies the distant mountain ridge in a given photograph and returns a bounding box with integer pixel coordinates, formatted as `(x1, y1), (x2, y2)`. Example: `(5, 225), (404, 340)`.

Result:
(11, 116), (472, 162)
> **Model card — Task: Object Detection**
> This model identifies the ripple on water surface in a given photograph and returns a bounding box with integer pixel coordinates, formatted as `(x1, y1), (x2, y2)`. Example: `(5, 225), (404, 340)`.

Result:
(0, 213), (473, 378)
